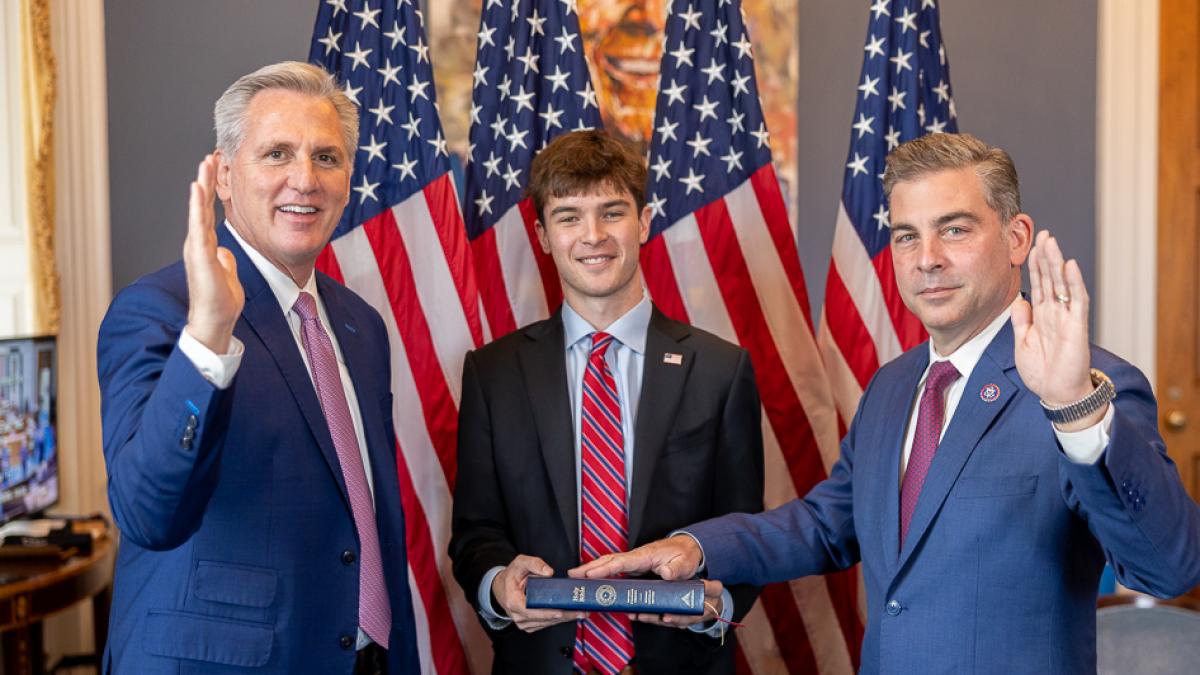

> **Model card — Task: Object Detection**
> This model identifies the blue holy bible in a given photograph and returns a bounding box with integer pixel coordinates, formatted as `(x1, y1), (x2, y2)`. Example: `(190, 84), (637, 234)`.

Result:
(525, 577), (706, 615)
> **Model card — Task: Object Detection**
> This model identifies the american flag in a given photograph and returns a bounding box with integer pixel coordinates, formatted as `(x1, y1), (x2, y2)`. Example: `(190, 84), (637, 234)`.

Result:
(817, 0), (957, 426)
(644, 1), (861, 673)
(463, 0), (603, 337)
(310, 1), (493, 673)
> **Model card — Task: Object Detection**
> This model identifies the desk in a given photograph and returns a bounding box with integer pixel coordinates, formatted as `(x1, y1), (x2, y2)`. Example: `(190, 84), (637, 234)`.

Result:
(0, 536), (114, 675)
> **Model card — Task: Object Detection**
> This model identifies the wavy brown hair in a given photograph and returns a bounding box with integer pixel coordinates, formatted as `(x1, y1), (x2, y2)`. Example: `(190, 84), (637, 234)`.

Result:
(525, 130), (647, 220)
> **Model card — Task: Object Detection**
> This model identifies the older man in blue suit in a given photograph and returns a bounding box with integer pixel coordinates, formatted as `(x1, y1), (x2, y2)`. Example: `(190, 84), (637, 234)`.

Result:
(576, 132), (1200, 674)
(97, 62), (419, 674)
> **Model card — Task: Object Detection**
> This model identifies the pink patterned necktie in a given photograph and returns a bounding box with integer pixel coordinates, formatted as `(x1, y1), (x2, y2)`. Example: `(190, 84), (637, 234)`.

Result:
(293, 292), (391, 648)
(574, 332), (634, 675)
(900, 360), (960, 546)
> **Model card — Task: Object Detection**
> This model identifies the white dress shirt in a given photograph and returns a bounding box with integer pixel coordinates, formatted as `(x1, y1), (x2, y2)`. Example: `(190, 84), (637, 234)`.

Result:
(899, 308), (1112, 484)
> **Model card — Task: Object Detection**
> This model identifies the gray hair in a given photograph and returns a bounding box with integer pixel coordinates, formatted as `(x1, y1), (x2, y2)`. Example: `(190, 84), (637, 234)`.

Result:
(882, 132), (1021, 224)
(213, 61), (358, 157)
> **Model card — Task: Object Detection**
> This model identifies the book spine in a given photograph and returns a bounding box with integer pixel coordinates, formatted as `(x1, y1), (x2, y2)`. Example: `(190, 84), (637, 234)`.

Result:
(525, 577), (705, 615)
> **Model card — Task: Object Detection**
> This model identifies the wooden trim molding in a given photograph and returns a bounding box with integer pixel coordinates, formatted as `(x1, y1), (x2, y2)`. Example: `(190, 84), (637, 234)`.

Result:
(1096, 0), (1159, 380)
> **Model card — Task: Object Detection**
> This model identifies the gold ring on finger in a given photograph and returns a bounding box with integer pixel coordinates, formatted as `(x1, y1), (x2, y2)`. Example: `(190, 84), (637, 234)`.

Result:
(1055, 293), (1070, 304)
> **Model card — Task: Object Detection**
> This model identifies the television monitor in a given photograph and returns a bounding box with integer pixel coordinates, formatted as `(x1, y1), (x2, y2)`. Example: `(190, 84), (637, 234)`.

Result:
(0, 335), (58, 523)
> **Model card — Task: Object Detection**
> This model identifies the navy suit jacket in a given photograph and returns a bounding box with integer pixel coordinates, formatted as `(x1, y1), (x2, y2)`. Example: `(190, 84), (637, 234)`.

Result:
(688, 321), (1200, 674)
(97, 228), (420, 674)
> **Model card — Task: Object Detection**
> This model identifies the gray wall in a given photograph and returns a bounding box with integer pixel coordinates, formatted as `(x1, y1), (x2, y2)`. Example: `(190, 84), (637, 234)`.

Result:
(796, 0), (1097, 313)
(107, 1), (1098, 310)
(105, 0), (313, 292)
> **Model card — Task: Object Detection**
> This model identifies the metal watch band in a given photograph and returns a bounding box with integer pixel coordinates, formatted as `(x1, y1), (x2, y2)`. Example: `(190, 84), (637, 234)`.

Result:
(1040, 368), (1116, 424)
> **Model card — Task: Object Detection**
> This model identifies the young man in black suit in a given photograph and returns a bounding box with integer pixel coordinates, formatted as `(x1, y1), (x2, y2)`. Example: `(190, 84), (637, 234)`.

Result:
(450, 130), (764, 675)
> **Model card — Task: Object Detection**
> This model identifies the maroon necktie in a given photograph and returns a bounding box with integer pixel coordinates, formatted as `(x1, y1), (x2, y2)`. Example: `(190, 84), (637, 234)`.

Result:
(900, 360), (960, 546)
(293, 292), (391, 647)
(573, 332), (634, 675)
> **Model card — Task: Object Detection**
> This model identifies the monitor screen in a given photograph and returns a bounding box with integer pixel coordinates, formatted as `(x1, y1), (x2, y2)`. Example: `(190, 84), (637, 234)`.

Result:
(0, 335), (58, 523)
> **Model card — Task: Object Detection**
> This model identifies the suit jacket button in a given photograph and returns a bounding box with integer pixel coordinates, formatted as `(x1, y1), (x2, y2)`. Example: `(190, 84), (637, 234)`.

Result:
(342, 550), (357, 565)
(340, 634), (354, 650)
(560, 647), (572, 658)
(885, 600), (902, 616)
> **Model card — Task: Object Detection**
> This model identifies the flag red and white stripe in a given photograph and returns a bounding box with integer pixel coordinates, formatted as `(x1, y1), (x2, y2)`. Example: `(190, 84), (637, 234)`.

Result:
(641, 0), (863, 671)
(318, 178), (496, 675)
(311, 2), (496, 672)
(462, 0), (602, 338)
(818, 0), (957, 425)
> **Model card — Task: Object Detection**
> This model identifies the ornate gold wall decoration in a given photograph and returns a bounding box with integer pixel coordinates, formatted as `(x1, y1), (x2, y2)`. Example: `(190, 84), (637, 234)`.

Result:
(21, 0), (59, 335)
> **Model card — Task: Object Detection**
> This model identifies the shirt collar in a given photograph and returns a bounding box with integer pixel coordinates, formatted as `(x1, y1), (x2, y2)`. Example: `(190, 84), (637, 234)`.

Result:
(561, 292), (652, 355)
(927, 306), (1012, 381)
(224, 220), (319, 316)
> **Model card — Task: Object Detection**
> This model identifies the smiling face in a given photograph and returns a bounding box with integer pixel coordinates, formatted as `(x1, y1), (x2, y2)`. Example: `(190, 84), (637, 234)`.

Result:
(888, 166), (1032, 355)
(214, 88), (351, 283)
(536, 185), (650, 323)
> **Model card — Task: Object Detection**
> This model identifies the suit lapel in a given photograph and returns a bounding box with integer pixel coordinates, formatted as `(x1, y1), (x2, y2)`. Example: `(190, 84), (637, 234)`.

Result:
(878, 350), (928, 578)
(516, 314), (579, 555)
(628, 309), (694, 545)
(896, 323), (1018, 571)
(223, 228), (350, 507)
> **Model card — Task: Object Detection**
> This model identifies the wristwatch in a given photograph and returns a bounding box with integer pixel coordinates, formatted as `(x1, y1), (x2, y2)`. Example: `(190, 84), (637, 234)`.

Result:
(1039, 368), (1116, 424)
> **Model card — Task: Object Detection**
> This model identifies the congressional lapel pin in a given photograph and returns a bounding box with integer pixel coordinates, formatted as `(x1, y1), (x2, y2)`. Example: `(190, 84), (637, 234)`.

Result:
(980, 383), (1001, 403)
(663, 352), (683, 366)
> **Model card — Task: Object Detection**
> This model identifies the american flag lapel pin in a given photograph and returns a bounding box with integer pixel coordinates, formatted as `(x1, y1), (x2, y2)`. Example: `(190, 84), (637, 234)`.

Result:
(663, 353), (683, 366)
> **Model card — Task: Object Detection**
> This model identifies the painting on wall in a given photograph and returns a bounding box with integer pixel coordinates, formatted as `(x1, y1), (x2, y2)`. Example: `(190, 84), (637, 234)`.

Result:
(427, 0), (799, 217)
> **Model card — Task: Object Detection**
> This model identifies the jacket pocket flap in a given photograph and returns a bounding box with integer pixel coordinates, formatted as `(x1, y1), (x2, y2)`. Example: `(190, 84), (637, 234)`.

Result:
(143, 610), (273, 667)
(664, 419), (716, 453)
(953, 475), (1039, 499)
(194, 561), (278, 607)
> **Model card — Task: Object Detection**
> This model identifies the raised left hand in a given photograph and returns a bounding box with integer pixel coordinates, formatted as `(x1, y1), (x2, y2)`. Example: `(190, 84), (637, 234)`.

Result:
(1011, 230), (1099, 429)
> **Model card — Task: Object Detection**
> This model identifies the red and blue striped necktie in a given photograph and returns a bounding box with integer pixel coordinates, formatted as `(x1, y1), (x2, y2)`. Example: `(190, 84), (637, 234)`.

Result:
(574, 332), (634, 675)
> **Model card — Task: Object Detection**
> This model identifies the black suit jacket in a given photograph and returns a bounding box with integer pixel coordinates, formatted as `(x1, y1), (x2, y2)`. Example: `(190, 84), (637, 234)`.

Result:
(450, 306), (764, 675)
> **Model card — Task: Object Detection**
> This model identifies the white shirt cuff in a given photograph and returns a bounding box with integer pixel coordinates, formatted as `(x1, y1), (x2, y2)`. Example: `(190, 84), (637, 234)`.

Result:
(477, 566), (512, 629)
(669, 530), (706, 573)
(178, 329), (244, 389)
(1055, 403), (1114, 465)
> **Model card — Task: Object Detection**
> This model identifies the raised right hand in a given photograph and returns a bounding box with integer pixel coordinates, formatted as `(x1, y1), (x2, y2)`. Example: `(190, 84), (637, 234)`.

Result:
(492, 555), (586, 633)
(184, 154), (244, 354)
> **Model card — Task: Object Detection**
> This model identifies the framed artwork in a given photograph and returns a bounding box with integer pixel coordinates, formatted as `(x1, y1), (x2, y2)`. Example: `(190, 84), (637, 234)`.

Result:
(428, 0), (799, 217)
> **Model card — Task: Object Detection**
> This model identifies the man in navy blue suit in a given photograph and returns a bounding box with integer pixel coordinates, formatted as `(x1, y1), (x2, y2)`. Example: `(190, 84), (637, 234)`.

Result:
(577, 132), (1200, 673)
(97, 62), (419, 674)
